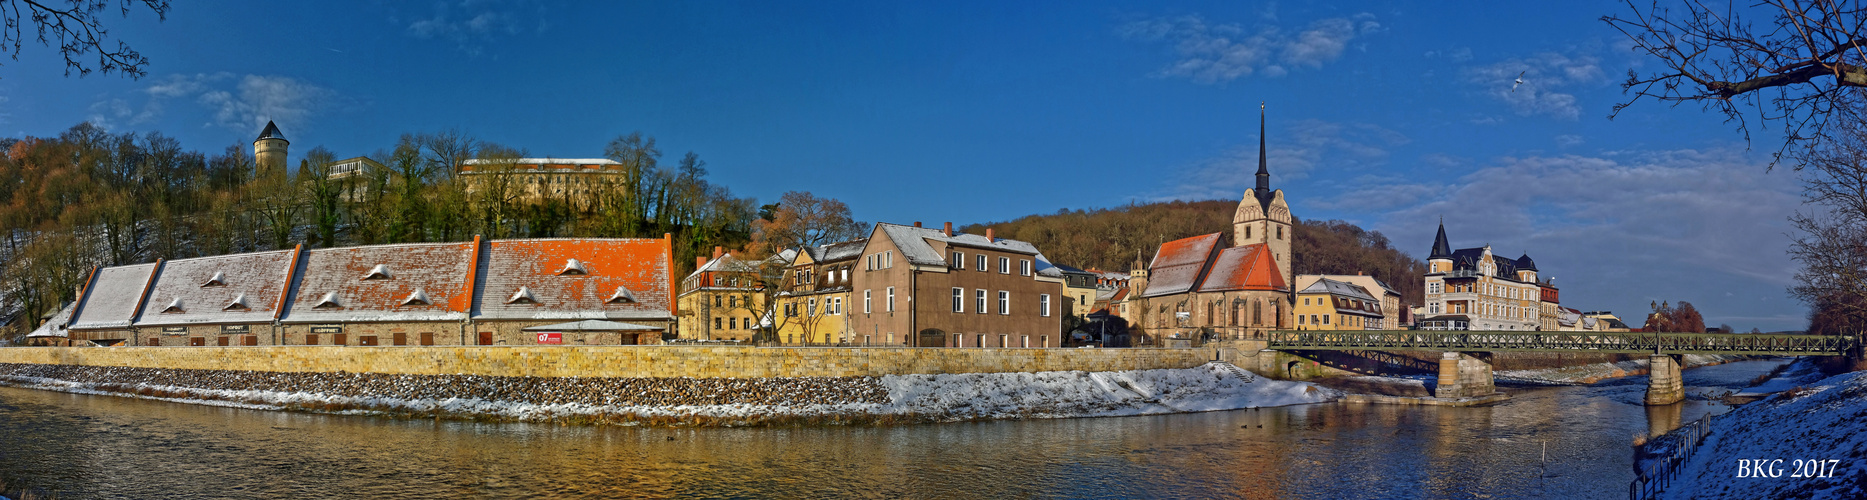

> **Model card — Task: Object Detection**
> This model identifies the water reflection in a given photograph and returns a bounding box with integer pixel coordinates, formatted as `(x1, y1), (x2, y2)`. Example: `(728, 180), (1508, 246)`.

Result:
(0, 360), (1789, 499)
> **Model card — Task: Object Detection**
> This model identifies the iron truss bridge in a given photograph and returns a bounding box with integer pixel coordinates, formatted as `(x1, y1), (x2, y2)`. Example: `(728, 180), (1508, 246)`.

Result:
(1267, 330), (1856, 356)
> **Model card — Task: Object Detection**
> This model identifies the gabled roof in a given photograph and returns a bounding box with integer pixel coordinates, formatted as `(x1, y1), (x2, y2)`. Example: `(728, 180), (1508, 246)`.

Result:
(875, 223), (1041, 267)
(137, 250), (296, 327)
(281, 242), (475, 324)
(1197, 244), (1287, 292)
(68, 263), (158, 330)
(1141, 233), (1223, 298)
(473, 238), (673, 321)
(813, 238), (868, 263)
(26, 302), (77, 338)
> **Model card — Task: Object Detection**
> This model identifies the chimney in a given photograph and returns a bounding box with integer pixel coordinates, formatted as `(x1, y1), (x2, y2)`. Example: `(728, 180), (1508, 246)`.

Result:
(986, 228), (995, 242)
(713, 246), (723, 261)
(943, 222), (953, 237)
(913, 221), (922, 228)
(697, 256), (708, 270)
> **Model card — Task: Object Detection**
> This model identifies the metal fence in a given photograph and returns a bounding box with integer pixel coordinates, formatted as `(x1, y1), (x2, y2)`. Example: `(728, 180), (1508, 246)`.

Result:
(1629, 414), (1713, 500)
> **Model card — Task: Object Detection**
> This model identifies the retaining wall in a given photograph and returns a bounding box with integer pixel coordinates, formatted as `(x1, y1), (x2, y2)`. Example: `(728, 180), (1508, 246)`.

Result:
(0, 346), (1210, 379)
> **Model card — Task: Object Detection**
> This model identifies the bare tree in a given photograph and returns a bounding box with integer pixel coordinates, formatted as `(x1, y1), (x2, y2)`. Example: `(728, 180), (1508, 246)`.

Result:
(1604, 0), (1867, 164)
(0, 0), (170, 78)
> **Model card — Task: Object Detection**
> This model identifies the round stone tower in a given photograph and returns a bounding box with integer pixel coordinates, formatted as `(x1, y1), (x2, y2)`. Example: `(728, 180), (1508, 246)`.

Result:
(253, 120), (288, 178)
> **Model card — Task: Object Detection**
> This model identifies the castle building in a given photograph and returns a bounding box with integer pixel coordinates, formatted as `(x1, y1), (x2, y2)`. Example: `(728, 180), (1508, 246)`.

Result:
(459, 158), (629, 211)
(1128, 104), (1293, 341)
(1420, 222), (1545, 330)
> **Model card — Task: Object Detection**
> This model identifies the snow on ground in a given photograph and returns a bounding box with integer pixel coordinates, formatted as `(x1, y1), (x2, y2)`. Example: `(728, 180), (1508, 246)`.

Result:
(0, 362), (1337, 425)
(1737, 357), (1829, 395)
(1660, 370), (1867, 499)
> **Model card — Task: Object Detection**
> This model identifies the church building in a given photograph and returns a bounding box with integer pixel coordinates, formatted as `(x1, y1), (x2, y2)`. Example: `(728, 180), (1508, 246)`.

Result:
(1127, 105), (1293, 341)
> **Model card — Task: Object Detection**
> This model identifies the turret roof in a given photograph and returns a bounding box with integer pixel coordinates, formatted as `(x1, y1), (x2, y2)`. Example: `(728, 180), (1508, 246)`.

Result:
(255, 121), (286, 143)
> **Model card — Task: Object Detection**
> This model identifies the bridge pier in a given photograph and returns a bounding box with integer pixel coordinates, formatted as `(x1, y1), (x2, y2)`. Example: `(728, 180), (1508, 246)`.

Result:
(1644, 354), (1684, 405)
(1434, 352), (1496, 399)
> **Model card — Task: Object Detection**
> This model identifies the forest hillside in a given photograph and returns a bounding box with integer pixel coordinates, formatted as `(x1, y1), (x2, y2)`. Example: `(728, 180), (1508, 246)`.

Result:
(961, 200), (1429, 305)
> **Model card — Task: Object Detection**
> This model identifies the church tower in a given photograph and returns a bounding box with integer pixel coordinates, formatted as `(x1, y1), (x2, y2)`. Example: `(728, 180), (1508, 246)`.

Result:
(253, 121), (289, 179)
(1233, 103), (1293, 286)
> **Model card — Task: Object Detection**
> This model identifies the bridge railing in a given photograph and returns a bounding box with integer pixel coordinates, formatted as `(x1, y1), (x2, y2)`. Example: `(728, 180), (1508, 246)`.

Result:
(1266, 330), (1855, 355)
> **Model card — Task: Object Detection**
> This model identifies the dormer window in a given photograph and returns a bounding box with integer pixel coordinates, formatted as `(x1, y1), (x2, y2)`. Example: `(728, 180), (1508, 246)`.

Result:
(161, 298), (184, 314)
(558, 259), (587, 275)
(363, 264), (392, 281)
(402, 289), (431, 306)
(607, 286), (637, 304)
(203, 271), (226, 287)
(224, 293), (249, 311)
(508, 287), (537, 304)
(314, 292), (342, 309)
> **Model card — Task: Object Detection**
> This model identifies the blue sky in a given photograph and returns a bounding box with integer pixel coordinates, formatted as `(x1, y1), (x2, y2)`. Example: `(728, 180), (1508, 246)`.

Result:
(0, 1), (1811, 330)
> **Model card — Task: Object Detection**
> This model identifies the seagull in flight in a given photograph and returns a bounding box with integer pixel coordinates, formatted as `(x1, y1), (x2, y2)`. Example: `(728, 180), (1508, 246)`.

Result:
(1511, 71), (1525, 92)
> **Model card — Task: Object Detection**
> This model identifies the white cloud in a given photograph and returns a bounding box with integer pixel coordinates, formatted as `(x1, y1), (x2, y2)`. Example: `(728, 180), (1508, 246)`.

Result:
(1120, 13), (1381, 84)
(1555, 134), (1585, 147)
(1467, 50), (1606, 120)
(1366, 149), (1807, 330)
(407, 0), (542, 55)
(87, 73), (336, 134)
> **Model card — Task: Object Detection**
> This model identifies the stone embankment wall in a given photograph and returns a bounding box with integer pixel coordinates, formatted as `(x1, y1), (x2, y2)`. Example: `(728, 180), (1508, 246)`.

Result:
(0, 346), (1210, 378)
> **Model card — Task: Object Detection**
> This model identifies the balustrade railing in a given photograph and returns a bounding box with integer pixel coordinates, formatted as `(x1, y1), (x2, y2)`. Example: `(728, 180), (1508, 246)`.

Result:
(1266, 330), (1854, 355)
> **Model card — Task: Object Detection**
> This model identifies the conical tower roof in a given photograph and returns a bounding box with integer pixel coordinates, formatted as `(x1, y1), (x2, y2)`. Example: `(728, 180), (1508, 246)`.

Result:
(1429, 219), (1453, 260)
(255, 121), (287, 143)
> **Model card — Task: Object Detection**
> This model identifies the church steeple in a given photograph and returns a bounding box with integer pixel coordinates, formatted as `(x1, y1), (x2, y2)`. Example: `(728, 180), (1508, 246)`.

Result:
(1254, 102), (1273, 210)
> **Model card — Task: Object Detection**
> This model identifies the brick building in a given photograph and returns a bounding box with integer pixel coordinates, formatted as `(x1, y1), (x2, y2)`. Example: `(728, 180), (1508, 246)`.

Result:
(846, 222), (1063, 348)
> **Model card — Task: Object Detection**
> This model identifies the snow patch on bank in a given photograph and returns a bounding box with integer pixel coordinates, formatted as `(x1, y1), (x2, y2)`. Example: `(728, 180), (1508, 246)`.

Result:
(1660, 370), (1867, 499)
(0, 362), (1336, 425)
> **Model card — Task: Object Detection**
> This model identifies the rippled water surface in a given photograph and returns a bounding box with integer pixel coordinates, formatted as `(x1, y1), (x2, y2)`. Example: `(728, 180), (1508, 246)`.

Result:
(0, 360), (1789, 499)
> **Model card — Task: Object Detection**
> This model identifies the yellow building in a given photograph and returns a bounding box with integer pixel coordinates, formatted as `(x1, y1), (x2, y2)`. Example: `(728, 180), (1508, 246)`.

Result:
(675, 248), (775, 341)
(774, 239), (866, 345)
(1295, 274), (1402, 327)
(1294, 278), (1385, 330)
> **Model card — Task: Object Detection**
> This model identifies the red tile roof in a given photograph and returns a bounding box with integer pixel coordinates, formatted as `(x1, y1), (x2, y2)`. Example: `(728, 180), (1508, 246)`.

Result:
(1197, 244), (1286, 292)
(282, 242), (476, 323)
(474, 238), (674, 321)
(1140, 233), (1222, 298)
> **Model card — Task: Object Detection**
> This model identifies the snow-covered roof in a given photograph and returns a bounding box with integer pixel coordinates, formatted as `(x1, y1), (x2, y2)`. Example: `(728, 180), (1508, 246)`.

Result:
(472, 238), (674, 321)
(25, 302), (76, 338)
(810, 238), (868, 263)
(1299, 278), (1380, 302)
(875, 223), (1042, 268)
(280, 242), (475, 324)
(137, 250), (297, 327)
(68, 263), (158, 330)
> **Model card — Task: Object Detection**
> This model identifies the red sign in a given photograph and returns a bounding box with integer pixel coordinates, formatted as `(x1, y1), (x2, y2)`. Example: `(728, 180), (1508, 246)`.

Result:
(535, 332), (562, 344)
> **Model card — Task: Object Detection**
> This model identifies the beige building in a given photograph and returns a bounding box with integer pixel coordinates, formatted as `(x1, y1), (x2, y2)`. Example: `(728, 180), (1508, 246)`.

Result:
(1294, 274), (1402, 327)
(459, 158), (626, 210)
(1420, 222), (1544, 331)
(1293, 278), (1385, 330)
(676, 247), (781, 342)
(774, 239), (866, 345)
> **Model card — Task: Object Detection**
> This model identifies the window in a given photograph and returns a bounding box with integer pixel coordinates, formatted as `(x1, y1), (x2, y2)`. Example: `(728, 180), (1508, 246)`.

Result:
(952, 251), (964, 269)
(976, 289), (987, 314)
(1020, 259), (1031, 276)
(832, 297), (842, 315)
(1303, 297), (1309, 305)
(1244, 225), (1252, 239)
(1277, 226), (1283, 239)
(998, 257), (1010, 274)
(808, 298), (818, 316)
(976, 254), (987, 271)
(864, 290), (872, 313)
(841, 268), (848, 282)
(1040, 294), (1051, 317)
(886, 287), (896, 312)
(714, 318), (722, 329)
(1322, 315), (1330, 325)
(885, 251), (892, 268)
(1299, 314), (1306, 325)
(713, 296), (721, 307)
(713, 276), (721, 286)
(998, 291), (1009, 315)
(729, 317), (737, 329)
(953, 288), (965, 313)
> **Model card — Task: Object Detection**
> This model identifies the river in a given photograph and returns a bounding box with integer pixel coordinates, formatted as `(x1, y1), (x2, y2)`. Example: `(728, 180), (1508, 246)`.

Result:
(0, 359), (1791, 499)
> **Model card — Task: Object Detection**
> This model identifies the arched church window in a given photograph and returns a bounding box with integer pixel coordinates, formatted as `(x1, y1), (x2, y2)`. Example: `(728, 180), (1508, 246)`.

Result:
(1253, 299), (1263, 325)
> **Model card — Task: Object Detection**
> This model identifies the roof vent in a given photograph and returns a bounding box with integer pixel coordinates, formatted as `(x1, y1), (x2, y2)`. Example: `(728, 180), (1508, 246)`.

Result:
(606, 286), (637, 304)
(508, 287), (537, 304)
(363, 264), (392, 280)
(402, 289), (431, 306)
(203, 271), (226, 287)
(161, 298), (184, 314)
(558, 259), (587, 275)
(313, 292), (342, 309)
(224, 293), (249, 311)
